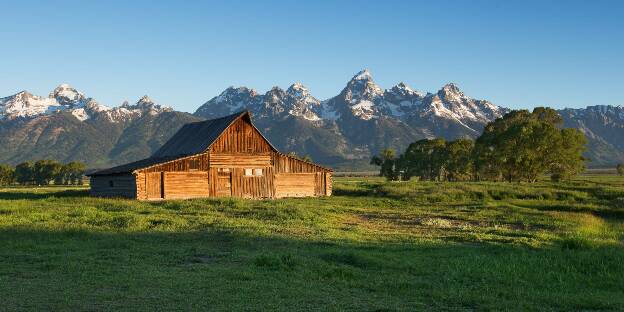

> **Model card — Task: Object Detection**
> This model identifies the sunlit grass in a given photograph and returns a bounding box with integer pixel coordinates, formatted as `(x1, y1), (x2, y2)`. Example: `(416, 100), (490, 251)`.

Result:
(0, 176), (622, 310)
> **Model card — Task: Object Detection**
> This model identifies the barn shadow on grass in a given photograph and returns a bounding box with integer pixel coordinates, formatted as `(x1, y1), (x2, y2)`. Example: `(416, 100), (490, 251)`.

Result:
(1, 226), (623, 311)
(0, 189), (89, 200)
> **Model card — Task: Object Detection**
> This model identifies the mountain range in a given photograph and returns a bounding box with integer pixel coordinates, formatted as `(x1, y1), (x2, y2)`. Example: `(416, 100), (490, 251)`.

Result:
(1, 70), (623, 170)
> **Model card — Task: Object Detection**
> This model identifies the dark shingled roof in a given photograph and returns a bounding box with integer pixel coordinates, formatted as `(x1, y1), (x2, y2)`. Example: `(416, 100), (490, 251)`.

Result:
(88, 111), (277, 176)
(86, 155), (182, 176)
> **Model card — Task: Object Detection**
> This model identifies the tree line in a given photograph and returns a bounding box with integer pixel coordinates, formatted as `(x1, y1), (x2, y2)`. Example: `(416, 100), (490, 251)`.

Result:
(0, 160), (86, 186)
(372, 108), (588, 183)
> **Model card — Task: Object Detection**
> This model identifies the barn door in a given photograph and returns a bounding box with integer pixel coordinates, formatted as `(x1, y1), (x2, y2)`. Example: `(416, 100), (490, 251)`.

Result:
(146, 172), (164, 199)
(216, 168), (232, 197)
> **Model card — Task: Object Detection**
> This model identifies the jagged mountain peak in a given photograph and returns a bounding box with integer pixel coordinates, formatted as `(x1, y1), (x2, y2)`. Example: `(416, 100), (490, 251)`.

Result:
(388, 82), (424, 98)
(438, 83), (465, 100)
(137, 95), (154, 105)
(351, 69), (373, 81)
(287, 82), (310, 96)
(50, 83), (85, 105)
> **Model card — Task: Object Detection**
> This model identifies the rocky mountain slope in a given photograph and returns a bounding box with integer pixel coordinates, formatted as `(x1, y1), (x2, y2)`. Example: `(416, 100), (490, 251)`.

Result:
(0, 85), (200, 168)
(1, 71), (622, 169)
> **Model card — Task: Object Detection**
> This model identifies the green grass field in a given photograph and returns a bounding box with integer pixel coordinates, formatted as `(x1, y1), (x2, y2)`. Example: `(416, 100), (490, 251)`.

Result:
(1, 176), (623, 311)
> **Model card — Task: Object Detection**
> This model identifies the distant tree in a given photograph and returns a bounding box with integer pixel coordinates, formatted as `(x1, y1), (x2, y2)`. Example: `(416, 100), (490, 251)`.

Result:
(0, 164), (14, 186)
(549, 128), (587, 182)
(33, 160), (62, 185)
(65, 162), (86, 185)
(474, 107), (586, 183)
(445, 139), (474, 182)
(15, 162), (34, 185)
(617, 164), (624, 176)
(54, 165), (69, 185)
(371, 148), (399, 181)
(398, 139), (446, 181)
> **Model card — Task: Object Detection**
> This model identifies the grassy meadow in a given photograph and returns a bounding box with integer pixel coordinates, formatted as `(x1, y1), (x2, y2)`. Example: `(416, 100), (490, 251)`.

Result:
(0, 175), (623, 311)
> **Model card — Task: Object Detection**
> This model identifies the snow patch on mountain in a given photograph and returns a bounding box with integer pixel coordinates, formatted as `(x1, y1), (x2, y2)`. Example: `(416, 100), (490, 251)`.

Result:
(0, 84), (172, 122)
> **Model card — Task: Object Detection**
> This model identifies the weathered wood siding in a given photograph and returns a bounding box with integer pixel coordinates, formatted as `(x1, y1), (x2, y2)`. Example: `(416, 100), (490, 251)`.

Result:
(141, 154), (209, 173)
(273, 153), (327, 173)
(275, 173), (316, 198)
(90, 174), (137, 198)
(231, 167), (274, 198)
(325, 172), (332, 196)
(209, 154), (271, 167)
(93, 114), (332, 200)
(210, 118), (273, 154)
(163, 172), (209, 199)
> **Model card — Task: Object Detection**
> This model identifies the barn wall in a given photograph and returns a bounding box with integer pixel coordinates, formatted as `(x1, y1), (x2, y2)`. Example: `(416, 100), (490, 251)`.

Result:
(90, 174), (137, 198)
(163, 172), (209, 199)
(98, 115), (332, 200)
(230, 167), (274, 198)
(272, 153), (328, 173)
(140, 154), (209, 173)
(274, 173), (316, 198)
(210, 118), (273, 154)
(209, 153), (271, 168)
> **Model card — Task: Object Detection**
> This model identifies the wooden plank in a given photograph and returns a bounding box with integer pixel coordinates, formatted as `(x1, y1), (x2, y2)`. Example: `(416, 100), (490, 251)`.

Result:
(216, 169), (232, 197)
(163, 172), (209, 199)
(275, 173), (316, 198)
(146, 172), (163, 199)
(209, 154), (271, 167)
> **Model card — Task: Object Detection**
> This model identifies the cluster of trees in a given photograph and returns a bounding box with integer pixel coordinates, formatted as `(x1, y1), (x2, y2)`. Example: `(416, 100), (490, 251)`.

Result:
(618, 164), (624, 176)
(372, 108), (588, 183)
(0, 160), (86, 186)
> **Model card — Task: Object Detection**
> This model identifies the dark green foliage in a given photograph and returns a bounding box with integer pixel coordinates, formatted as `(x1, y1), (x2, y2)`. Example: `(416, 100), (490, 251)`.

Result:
(3, 160), (86, 186)
(474, 107), (586, 182)
(33, 160), (62, 185)
(394, 108), (587, 183)
(617, 164), (624, 176)
(14, 161), (34, 185)
(0, 164), (14, 186)
(370, 149), (399, 181)
(54, 162), (87, 185)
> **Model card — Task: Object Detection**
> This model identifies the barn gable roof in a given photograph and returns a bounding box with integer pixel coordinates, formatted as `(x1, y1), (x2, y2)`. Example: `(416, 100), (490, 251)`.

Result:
(88, 111), (281, 176)
(152, 110), (276, 158)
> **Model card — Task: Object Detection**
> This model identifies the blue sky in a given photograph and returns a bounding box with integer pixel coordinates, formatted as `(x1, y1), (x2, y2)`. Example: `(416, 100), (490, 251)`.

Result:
(1, 0), (622, 112)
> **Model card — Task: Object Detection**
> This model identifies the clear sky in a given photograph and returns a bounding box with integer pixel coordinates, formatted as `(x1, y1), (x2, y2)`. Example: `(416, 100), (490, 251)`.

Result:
(1, 0), (622, 112)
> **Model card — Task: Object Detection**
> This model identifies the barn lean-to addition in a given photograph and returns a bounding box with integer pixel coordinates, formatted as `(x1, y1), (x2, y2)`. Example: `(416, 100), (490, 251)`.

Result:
(87, 111), (332, 200)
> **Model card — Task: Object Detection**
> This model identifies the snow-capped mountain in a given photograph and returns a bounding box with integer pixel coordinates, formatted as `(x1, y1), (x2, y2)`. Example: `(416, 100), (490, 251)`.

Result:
(196, 83), (322, 122)
(0, 85), (194, 168)
(0, 84), (172, 122)
(1, 71), (622, 169)
(195, 69), (506, 136)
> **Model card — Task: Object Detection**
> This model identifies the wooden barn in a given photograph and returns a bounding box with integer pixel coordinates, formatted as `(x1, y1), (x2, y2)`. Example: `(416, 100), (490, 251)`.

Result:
(87, 111), (332, 200)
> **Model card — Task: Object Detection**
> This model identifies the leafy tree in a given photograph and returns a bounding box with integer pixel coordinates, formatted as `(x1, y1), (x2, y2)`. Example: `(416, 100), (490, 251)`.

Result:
(617, 164), (624, 176)
(14, 162), (34, 185)
(445, 139), (474, 181)
(0, 164), (14, 186)
(65, 162), (86, 185)
(371, 148), (399, 181)
(398, 139), (446, 181)
(549, 128), (587, 182)
(33, 160), (62, 185)
(474, 107), (586, 183)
